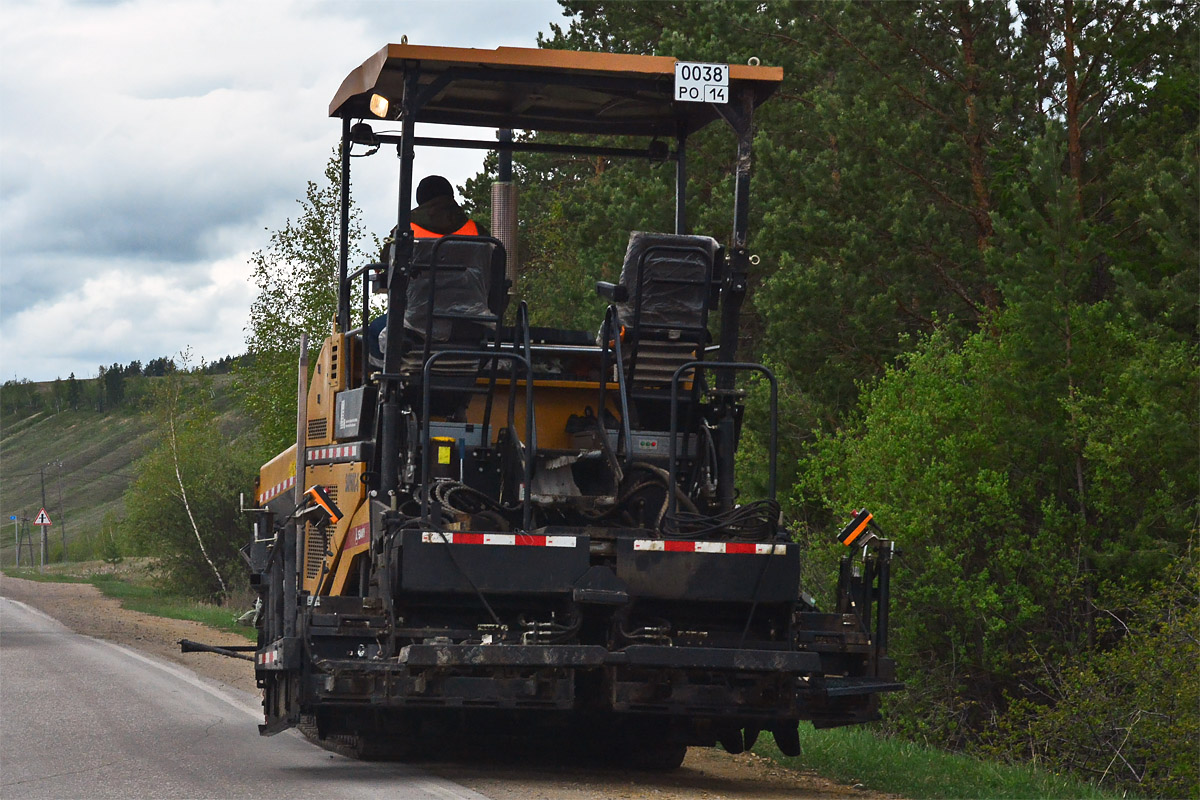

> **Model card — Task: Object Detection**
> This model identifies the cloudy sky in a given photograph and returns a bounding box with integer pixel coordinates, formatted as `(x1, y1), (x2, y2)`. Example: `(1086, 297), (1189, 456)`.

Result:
(0, 0), (567, 383)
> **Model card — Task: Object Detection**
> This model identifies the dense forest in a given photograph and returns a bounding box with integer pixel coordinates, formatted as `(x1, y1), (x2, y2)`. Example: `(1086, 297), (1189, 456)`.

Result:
(460, 4), (1198, 796)
(0, 355), (238, 417)
(6, 2), (1192, 796)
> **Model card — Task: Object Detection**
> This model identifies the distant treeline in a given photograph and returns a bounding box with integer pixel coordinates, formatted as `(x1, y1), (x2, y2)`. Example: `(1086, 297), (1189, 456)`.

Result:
(1, 354), (243, 418)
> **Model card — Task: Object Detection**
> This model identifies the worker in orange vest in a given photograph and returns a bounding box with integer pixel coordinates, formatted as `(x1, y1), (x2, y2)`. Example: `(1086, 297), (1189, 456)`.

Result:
(381, 176), (487, 260)
(410, 175), (488, 238)
(370, 176), (488, 363)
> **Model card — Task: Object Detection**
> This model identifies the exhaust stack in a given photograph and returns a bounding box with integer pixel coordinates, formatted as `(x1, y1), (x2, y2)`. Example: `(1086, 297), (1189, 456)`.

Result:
(491, 129), (518, 291)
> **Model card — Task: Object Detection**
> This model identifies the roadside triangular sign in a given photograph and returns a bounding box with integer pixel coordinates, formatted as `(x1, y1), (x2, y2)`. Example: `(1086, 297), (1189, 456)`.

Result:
(34, 508), (51, 526)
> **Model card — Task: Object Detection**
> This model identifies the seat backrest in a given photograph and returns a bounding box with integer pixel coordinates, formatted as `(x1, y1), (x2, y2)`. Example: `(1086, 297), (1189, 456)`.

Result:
(614, 232), (720, 339)
(404, 238), (507, 342)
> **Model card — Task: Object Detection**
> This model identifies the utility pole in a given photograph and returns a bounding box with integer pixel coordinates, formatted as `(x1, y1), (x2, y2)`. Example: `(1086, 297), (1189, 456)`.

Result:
(15, 514), (33, 566)
(39, 466), (48, 568)
(56, 461), (66, 561)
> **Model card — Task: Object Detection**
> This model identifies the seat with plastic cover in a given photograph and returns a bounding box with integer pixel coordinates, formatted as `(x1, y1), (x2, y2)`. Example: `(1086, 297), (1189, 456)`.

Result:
(370, 237), (507, 371)
(607, 231), (721, 387)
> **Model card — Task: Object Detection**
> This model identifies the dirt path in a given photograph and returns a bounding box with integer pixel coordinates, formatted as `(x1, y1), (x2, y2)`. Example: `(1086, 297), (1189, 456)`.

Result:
(0, 574), (895, 800)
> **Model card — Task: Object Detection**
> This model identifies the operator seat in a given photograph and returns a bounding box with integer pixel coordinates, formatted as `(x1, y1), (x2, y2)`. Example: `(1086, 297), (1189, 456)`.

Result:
(370, 238), (509, 426)
(370, 237), (508, 375)
(606, 231), (721, 388)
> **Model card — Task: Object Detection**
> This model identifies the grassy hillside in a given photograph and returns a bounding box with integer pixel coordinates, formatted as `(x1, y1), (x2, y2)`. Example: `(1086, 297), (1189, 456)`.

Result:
(0, 374), (248, 566)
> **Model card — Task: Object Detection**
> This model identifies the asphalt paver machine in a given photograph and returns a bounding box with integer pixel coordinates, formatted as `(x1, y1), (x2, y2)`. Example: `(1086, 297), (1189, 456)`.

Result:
(239, 43), (900, 768)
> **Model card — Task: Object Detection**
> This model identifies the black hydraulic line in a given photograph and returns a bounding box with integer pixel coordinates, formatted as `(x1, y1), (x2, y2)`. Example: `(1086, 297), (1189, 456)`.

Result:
(427, 530), (504, 628)
(419, 350), (533, 531)
(666, 361), (778, 523)
(736, 551), (775, 649)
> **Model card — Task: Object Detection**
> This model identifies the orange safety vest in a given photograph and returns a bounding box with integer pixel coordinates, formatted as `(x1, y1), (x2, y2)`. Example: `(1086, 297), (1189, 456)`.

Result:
(410, 219), (480, 239)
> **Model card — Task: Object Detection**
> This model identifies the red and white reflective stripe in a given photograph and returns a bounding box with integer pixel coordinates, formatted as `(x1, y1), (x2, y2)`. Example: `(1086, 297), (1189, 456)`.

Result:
(633, 540), (787, 555)
(421, 532), (578, 548)
(257, 650), (279, 666)
(257, 475), (296, 505)
(347, 523), (369, 549)
(306, 444), (361, 462)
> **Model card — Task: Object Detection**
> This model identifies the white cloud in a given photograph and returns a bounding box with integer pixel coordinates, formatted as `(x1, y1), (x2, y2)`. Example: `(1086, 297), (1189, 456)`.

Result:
(0, 0), (565, 382)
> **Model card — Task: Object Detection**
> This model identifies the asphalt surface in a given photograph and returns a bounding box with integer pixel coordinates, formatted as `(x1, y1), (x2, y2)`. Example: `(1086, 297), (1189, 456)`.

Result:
(0, 597), (490, 800)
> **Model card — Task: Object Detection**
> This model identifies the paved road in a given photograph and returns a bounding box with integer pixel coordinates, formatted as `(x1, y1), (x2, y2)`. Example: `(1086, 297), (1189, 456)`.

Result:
(0, 597), (490, 799)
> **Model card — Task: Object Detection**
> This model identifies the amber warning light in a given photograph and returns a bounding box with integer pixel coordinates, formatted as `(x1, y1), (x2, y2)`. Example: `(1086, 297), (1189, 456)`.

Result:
(838, 509), (874, 547)
(305, 485), (343, 526)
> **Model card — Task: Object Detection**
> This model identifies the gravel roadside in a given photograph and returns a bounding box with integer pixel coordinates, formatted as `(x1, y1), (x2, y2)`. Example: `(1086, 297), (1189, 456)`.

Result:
(0, 573), (894, 800)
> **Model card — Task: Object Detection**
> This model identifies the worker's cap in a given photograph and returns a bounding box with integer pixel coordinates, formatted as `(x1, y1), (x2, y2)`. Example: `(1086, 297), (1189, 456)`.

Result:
(417, 175), (454, 204)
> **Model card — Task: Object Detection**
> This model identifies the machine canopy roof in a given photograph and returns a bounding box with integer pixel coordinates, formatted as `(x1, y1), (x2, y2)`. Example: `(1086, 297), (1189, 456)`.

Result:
(331, 44), (783, 138)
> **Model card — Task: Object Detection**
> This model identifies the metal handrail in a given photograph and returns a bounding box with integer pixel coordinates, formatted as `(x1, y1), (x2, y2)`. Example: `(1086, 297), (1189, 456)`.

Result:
(597, 305), (634, 469)
(665, 360), (778, 526)
(420, 349), (534, 532)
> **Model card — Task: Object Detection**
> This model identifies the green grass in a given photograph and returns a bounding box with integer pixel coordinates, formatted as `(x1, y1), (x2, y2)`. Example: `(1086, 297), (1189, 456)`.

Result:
(756, 725), (1125, 800)
(3, 567), (255, 641)
(0, 567), (90, 584)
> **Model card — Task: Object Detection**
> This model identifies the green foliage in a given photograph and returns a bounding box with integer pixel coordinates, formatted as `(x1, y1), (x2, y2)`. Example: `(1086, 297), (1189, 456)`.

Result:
(756, 726), (1120, 800)
(799, 307), (1197, 764)
(99, 515), (124, 566)
(982, 564), (1199, 799)
(1, 378), (48, 419)
(122, 362), (258, 601)
(239, 152), (373, 454)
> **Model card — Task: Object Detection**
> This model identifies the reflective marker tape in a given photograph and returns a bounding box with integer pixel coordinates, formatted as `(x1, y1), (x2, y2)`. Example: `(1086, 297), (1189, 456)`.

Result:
(306, 443), (364, 464)
(421, 532), (578, 548)
(257, 475), (296, 504)
(633, 540), (787, 555)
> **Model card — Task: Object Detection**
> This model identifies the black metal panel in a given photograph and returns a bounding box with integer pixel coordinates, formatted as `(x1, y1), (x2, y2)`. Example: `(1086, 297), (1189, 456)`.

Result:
(610, 672), (798, 718)
(615, 538), (800, 603)
(399, 530), (590, 594)
(616, 645), (820, 673)
(255, 636), (303, 671)
(820, 677), (906, 698)
(399, 644), (608, 668)
(334, 386), (376, 440)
